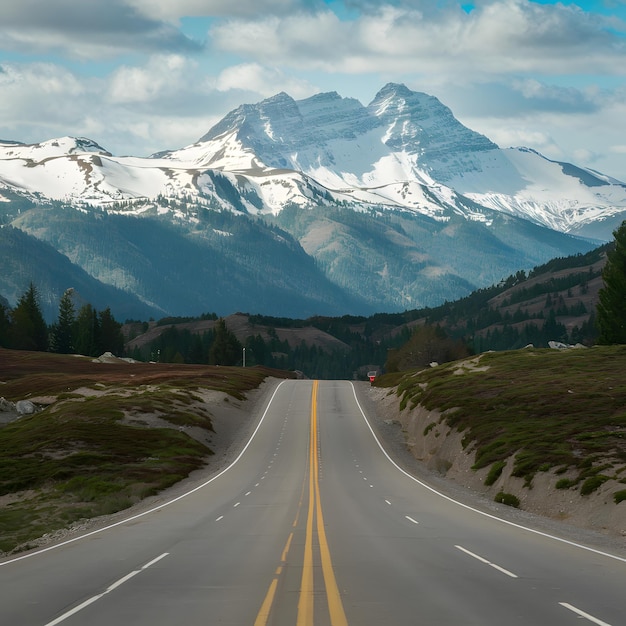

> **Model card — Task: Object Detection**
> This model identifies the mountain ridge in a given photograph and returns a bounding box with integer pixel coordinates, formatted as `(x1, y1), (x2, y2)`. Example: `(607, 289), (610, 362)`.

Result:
(0, 83), (621, 319)
(1, 83), (624, 238)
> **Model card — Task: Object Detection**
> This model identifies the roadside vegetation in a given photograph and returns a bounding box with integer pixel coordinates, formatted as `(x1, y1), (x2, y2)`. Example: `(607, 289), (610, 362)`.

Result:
(373, 221), (626, 509)
(376, 346), (626, 502)
(0, 350), (292, 555)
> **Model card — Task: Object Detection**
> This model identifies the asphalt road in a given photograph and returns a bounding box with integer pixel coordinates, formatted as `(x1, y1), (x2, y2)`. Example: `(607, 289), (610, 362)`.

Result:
(1, 379), (624, 625)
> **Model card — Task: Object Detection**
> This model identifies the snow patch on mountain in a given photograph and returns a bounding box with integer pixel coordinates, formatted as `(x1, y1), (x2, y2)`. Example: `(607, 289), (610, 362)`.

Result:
(0, 137), (110, 159)
(448, 147), (626, 232)
(0, 84), (625, 239)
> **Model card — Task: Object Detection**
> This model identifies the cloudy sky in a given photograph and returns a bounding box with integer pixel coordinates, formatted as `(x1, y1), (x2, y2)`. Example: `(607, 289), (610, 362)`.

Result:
(0, 0), (625, 179)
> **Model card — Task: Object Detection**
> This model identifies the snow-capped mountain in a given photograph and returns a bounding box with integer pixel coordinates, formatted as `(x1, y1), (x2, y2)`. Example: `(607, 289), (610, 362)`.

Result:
(1, 83), (624, 239)
(0, 84), (621, 318)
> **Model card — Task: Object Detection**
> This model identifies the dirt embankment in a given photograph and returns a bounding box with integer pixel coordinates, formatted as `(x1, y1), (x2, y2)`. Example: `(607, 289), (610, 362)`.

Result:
(365, 384), (626, 539)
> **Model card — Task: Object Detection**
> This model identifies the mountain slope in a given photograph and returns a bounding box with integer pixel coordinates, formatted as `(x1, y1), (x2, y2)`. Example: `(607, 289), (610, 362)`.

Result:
(269, 204), (593, 311)
(0, 83), (620, 318)
(0, 225), (161, 321)
(5, 201), (372, 320)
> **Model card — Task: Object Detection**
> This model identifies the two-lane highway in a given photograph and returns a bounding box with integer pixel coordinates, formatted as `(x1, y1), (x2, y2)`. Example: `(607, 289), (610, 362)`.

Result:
(1, 379), (624, 625)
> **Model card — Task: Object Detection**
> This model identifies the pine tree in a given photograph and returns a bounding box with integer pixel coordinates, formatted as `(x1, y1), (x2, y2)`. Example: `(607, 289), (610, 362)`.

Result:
(9, 283), (48, 351)
(0, 302), (10, 348)
(209, 318), (242, 366)
(597, 221), (626, 344)
(188, 334), (206, 363)
(74, 304), (100, 356)
(98, 307), (124, 355)
(50, 289), (76, 354)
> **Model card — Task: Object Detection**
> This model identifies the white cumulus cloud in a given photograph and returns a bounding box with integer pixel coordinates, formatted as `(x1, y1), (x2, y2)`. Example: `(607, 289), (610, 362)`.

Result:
(216, 63), (316, 99)
(0, 0), (201, 59)
(125, 0), (299, 21)
(0, 63), (87, 135)
(108, 55), (206, 104)
(211, 1), (626, 78)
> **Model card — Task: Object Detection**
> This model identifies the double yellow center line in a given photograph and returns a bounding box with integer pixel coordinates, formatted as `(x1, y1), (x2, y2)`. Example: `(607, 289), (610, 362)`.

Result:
(298, 380), (348, 625)
(255, 380), (348, 626)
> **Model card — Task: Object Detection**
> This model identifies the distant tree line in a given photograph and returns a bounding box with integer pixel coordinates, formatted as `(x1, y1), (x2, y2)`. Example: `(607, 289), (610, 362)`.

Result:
(3, 224), (626, 377)
(132, 318), (242, 366)
(131, 315), (403, 379)
(0, 284), (124, 356)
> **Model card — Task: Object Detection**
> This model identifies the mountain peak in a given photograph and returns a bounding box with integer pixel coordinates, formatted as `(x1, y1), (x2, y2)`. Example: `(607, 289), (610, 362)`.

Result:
(68, 137), (112, 156)
(374, 82), (414, 100)
(260, 91), (296, 106)
(367, 83), (497, 172)
(198, 91), (301, 145)
(302, 90), (342, 102)
(369, 83), (443, 114)
(0, 136), (112, 161)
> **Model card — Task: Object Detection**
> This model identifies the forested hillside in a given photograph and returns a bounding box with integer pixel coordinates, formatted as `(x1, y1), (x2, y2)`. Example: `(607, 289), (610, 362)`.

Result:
(2, 199), (373, 320)
(0, 240), (611, 379)
(120, 243), (609, 379)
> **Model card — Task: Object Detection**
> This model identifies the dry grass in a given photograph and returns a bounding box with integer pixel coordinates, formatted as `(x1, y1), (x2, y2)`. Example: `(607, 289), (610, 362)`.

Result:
(0, 348), (294, 554)
(376, 346), (626, 494)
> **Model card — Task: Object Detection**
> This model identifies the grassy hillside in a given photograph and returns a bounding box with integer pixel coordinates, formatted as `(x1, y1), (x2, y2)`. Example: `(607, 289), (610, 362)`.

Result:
(381, 243), (608, 355)
(377, 346), (626, 504)
(0, 349), (293, 555)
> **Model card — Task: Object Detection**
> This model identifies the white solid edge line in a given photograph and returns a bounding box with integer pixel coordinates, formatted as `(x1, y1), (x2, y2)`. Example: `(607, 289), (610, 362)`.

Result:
(142, 552), (169, 570)
(1, 379), (290, 567)
(455, 545), (518, 579)
(559, 602), (612, 626)
(44, 553), (170, 626)
(348, 382), (626, 565)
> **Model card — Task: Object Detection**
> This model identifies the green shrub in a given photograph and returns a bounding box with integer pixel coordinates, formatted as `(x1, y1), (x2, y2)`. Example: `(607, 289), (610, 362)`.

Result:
(423, 422), (436, 436)
(494, 492), (520, 508)
(613, 490), (626, 504)
(59, 476), (125, 501)
(580, 475), (609, 496)
(399, 394), (409, 411)
(485, 461), (506, 486)
(99, 495), (133, 516)
(556, 478), (575, 489)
